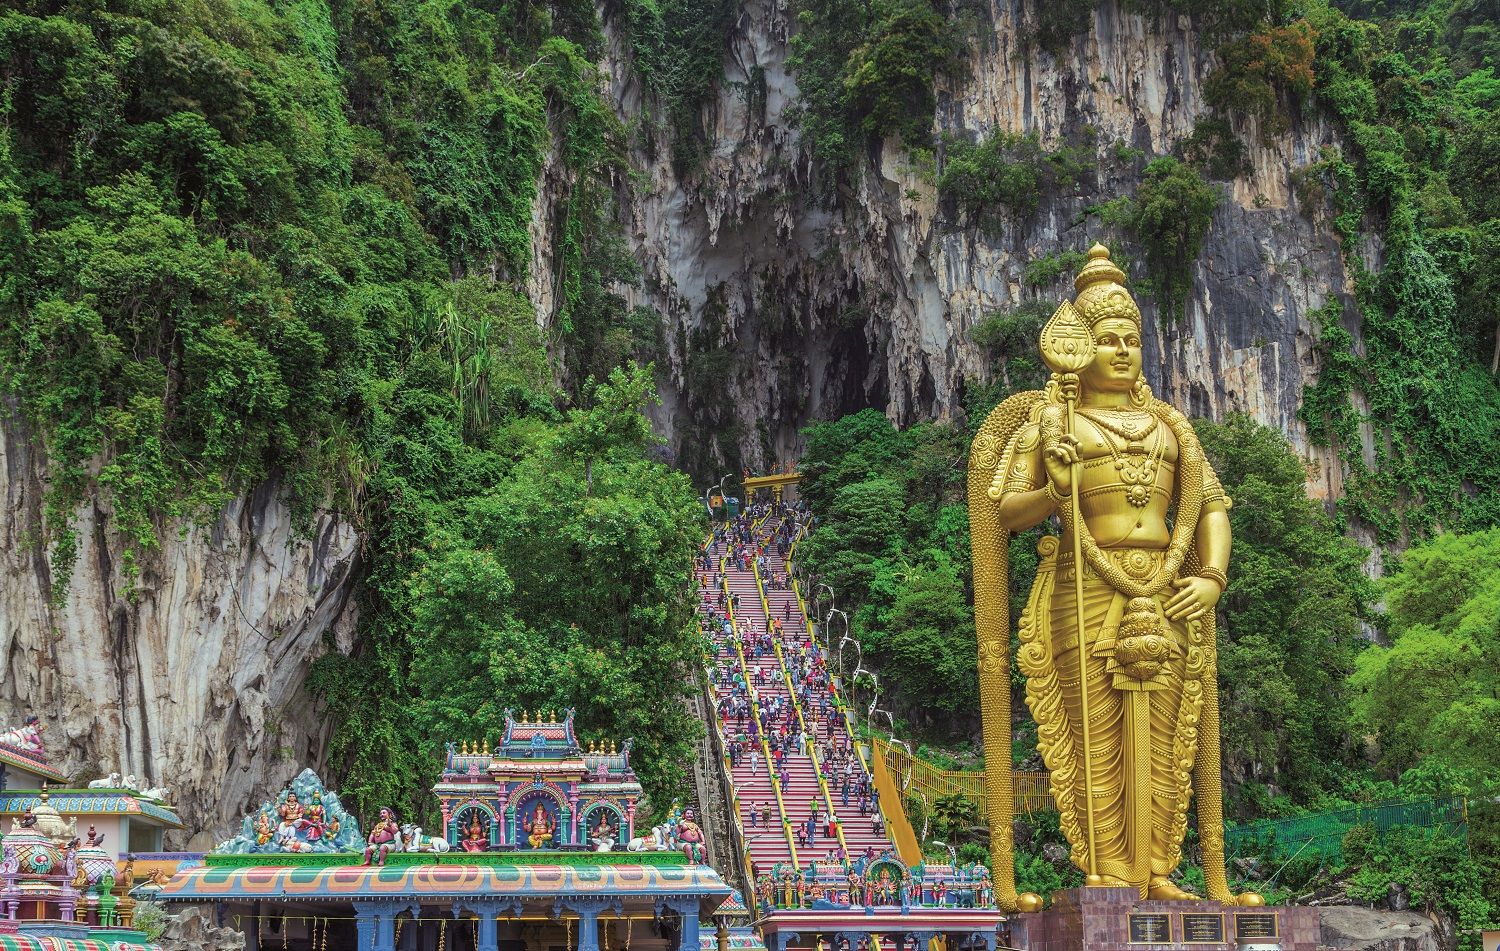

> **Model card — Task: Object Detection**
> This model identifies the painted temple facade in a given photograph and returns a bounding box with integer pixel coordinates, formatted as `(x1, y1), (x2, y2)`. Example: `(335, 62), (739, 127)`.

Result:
(151, 712), (741, 951)
(435, 711), (643, 852)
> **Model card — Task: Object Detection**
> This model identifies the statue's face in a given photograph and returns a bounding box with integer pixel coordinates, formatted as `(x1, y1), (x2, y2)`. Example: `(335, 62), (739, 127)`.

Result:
(1081, 317), (1142, 393)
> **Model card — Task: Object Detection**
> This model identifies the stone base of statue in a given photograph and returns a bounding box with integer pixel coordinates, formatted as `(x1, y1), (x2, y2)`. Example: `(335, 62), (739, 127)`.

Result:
(1004, 887), (1320, 951)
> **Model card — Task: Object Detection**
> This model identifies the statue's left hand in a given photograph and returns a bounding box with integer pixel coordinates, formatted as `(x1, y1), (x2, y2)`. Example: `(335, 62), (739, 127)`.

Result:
(1164, 576), (1222, 621)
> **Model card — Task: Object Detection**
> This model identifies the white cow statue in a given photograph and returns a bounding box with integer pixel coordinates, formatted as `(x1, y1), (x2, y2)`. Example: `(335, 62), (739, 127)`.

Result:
(626, 823), (670, 853)
(400, 824), (450, 853)
(87, 773), (122, 790)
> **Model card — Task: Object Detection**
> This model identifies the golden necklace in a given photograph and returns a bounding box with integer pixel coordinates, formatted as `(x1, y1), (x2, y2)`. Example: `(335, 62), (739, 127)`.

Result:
(1082, 415), (1164, 509)
(1078, 407), (1159, 442)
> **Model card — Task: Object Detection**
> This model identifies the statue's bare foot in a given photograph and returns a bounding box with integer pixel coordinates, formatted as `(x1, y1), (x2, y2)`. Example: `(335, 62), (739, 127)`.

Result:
(1147, 877), (1200, 900)
(1235, 892), (1265, 906)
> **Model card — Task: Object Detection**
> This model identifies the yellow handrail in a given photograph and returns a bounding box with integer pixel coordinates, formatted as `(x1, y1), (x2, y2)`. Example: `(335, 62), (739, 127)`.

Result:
(752, 534), (849, 858)
(701, 548), (766, 887)
(721, 549), (800, 868)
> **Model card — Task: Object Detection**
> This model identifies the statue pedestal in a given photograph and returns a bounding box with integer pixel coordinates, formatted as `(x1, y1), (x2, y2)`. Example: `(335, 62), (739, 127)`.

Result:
(1007, 887), (1320, 951)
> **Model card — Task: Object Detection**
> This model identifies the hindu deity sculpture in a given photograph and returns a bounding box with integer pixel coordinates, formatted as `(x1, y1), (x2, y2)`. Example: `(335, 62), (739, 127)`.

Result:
(278, 791), (305, 825)
(306, 792), (327, 834)
(590, 812), (618, 851)
(362, 808), (401, 866)
(0, 715), (45, 754)
(523, 802), (555, 849)
(969, 245), (1262, 910)
(253, 812), (274, 846)
(676, 808), (707, 864)
(462, 813), (488, 853)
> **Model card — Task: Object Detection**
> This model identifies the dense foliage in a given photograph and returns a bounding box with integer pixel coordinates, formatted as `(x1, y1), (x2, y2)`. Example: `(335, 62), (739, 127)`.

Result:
(797, 409), (979, 723)
(0, 0), (706, 818)
(938, 133), (1095, 233)
(1098, 157), (1222, 320)
(1351, 528), (1500, 775)
(1196, 414), (1375, 807)
(1285, 0), (1500, 543)
(786, 0), (960, 170)
(312, 366), (706, 818)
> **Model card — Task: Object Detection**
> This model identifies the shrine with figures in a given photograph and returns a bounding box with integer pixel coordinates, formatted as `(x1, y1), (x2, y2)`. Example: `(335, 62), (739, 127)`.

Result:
(434, 710), (643, 853)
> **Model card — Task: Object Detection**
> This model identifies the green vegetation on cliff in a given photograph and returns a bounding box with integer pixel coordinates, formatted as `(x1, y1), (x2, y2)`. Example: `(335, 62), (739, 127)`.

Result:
(0, 0), (702, 816)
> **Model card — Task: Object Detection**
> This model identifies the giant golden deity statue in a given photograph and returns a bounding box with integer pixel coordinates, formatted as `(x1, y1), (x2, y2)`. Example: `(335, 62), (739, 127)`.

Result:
(969, 245), (1261, 911)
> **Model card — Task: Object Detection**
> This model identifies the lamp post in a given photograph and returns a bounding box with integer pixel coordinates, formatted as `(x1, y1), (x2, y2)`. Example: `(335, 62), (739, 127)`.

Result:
(704, 473), (734, 520)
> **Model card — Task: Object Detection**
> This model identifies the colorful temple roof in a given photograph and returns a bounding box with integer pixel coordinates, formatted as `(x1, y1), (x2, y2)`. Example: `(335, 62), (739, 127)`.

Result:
(0, 793), (182, 829)
(156, 861), (733, 903)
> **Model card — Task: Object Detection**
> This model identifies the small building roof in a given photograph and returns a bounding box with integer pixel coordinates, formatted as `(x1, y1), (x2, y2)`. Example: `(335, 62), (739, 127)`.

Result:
(0, 791), (183, 829)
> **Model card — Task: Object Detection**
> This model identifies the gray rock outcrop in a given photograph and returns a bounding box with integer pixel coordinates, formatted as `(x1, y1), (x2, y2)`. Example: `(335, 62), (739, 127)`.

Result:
(565, 0), (1362, 508)
(1319, 905), (1447, 951)
(0, 411), (360, 849)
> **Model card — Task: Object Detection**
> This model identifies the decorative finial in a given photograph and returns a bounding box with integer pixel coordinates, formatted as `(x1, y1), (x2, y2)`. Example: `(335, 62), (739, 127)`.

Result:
(1073, 243), (1127, 295)
(610, 739), (617, 755)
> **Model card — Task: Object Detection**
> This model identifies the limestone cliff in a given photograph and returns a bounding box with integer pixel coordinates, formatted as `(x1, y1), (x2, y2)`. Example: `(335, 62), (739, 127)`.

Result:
(0, 410), (359, 850)
(567, 0), (1360, 503)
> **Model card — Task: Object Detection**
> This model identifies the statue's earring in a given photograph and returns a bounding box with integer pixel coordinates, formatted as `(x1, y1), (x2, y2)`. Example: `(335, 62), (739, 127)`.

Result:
(1131, 377), (1151, 408)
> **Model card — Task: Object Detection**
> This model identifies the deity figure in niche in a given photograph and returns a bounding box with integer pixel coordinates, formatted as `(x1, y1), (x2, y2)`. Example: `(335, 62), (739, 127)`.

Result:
(582, 804), (612, 846)
(462, 813), (488, 852)
(523, 801), (555, 849)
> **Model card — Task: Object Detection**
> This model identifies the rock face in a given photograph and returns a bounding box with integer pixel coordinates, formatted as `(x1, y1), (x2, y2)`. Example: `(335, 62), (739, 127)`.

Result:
(151, 905), (246, 951)
(573, 0), (1360, 501)
(1319, 906), (1447, 951)
(0, 411), (360, 849)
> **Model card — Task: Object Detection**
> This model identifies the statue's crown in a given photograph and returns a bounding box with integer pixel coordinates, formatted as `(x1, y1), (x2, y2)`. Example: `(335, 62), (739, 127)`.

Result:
(1073, 244), (1141, 331)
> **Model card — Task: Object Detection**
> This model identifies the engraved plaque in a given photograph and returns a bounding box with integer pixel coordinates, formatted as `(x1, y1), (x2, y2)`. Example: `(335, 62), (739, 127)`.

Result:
(1234, 913), (1279, 940)
(1129, 913), (1172, 944)
(1182, 913), (1225, 943)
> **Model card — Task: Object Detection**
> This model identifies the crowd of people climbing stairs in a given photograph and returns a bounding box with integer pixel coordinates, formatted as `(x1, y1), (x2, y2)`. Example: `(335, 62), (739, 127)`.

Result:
(696, 495), (901, 879)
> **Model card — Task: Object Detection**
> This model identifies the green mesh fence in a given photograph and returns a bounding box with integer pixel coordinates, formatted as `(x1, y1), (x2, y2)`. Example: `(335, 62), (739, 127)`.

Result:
(1224, 796), (1468, 861)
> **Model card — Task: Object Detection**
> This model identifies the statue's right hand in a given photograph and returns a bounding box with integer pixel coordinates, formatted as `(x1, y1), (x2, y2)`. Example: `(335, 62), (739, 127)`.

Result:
(1043, 434), (1080, 494)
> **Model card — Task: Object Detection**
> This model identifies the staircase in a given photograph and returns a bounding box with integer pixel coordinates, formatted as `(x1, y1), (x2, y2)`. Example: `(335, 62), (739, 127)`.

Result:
(698, 506), (900, 879)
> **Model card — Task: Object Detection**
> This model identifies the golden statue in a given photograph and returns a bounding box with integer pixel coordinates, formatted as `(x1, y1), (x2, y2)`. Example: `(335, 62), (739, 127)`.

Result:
(969, 245), (1261, 910)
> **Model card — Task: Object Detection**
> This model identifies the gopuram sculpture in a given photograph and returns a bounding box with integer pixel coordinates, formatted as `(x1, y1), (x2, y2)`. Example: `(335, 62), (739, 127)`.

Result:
(969, 245), (1262, 911)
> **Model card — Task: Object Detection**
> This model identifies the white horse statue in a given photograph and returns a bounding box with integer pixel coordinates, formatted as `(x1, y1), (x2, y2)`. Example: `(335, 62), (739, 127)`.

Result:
(626, 823), (671, 853)
(400, 824), (450, 853)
